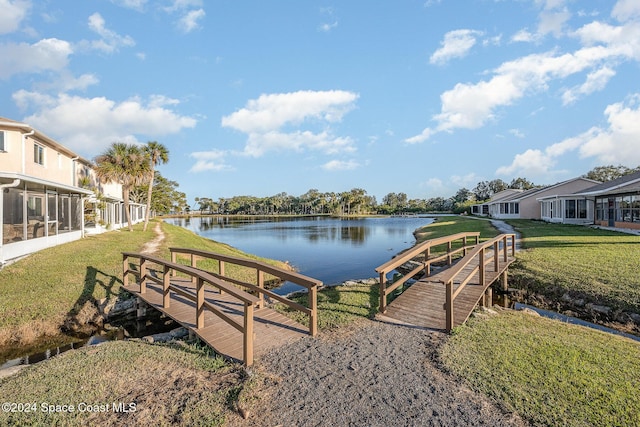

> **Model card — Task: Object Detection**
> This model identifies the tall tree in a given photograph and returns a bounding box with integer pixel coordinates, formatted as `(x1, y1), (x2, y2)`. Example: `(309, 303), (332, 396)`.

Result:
(94, 142), (150, 231)
(142, 141), (169, 231)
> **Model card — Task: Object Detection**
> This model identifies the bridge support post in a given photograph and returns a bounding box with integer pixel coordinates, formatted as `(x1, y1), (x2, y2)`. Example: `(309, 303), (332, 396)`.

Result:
(244, 303), (254, 366)
(379, 273), (387, 313)
(445, 280), (453, 332)
(501, 271), (508, 292)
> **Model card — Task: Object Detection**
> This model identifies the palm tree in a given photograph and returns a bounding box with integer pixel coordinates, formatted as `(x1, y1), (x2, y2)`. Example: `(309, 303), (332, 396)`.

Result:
(94, 143), (151, 231)
(142, 141), (169, 231)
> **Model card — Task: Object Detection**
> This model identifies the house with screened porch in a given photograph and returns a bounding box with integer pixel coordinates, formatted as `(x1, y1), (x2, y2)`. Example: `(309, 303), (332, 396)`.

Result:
(0, 117), (145, 264)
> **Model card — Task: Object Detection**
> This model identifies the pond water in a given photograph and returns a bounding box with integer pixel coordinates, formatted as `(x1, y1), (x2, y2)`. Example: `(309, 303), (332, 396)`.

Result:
(164, 216), (435, 294)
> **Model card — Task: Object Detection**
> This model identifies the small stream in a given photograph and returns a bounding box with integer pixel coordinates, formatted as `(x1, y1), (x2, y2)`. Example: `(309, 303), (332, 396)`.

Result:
(0, 316), (180, 373)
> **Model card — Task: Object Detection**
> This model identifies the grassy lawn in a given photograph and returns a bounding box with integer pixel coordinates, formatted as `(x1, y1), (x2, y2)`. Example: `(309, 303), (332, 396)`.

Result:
(506, 220), (640, 314)
(414, 216), (499, 243)
(0, 340), (241, 426)
(440, 309), (640, 427)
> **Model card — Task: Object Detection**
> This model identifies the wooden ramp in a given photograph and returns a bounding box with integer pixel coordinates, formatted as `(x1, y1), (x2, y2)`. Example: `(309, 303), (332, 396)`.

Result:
(376, 233), (516, 331)
(123, 249), (321, 366)
(123, 278), (308, 363)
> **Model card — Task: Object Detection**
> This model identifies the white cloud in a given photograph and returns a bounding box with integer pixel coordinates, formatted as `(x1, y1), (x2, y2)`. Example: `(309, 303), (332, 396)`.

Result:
(430, 29), (483, 65)
(13, 91), (197, 155)
(321, 159), (360, 171)
(562, 66), (616, 105)
(189, 150), (232, 172)
(496, 149), (555, 176)
(497, 95), (640, 178)
(111, 0), (147, 11)
(319, 21), (338, 32)
(0, 38), (72, 79)
(84, 13), (135, 53)
(407, 15), (640, 144)
(450, 173), (480, 188)
(0, 0), (30, 35)
(177, 8), (205, 33)
(612, 0), (640, 23)
(163, 0), (205, 32)
(537, 8), (571, 37)
(511, 29), (538, 43)
(509, 129), (525, 138)
(222, 90), (359, 157)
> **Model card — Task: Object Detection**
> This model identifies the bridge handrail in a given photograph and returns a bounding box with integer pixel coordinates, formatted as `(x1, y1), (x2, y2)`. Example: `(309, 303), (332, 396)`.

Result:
(123, 251), (259, 365)
(375, 232), (481, 313)
(169, 247), (321, 336)
(438, 233), (516, 331)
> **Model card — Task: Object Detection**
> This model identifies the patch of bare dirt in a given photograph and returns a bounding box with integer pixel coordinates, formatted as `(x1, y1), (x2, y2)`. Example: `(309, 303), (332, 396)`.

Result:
(228, 318), (524, 427)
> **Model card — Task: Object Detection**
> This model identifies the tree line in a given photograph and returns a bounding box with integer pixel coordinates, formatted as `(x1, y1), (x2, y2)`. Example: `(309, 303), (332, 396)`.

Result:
(192, 165), (640, 216)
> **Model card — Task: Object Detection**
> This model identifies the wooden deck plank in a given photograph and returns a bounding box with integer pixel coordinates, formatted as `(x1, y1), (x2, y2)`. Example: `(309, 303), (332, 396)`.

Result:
(123, 279), (310, 363)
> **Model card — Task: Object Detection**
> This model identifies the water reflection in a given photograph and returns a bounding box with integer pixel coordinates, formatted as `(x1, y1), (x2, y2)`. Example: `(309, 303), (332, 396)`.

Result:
(165, 216), (435, 288)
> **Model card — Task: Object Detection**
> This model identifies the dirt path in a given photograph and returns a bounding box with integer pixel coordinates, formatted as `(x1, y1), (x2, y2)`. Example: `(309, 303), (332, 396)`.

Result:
(231, 318), (524, 427)
(140, 221), (165, 255)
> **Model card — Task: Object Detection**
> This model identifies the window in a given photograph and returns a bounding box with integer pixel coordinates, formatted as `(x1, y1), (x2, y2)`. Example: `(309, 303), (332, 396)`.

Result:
(0, 130), (5, 151)
(34, 143), (44, 165)
(565, 200), (576, 219)
(577, 199), (587, 219)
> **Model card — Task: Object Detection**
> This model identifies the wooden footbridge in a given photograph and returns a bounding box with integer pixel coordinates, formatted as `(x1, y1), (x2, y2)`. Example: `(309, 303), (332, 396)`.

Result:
(122, 248), (321, 366)
(375, 232), (516, 331)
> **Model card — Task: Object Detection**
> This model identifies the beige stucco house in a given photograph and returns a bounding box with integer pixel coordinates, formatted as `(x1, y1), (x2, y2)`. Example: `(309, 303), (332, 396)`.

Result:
(0, 117), (144, 264)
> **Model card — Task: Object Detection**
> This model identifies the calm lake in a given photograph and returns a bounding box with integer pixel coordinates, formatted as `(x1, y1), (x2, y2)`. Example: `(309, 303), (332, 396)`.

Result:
(164, 216), (435, 294)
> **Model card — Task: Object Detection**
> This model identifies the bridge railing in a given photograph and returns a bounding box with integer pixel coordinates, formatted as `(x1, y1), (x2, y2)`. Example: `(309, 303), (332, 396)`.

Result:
(122, 252), (259, 365)
(374, 232), (481, 313)
(437, 233), (516, 331)
(169, 247), (321, 337)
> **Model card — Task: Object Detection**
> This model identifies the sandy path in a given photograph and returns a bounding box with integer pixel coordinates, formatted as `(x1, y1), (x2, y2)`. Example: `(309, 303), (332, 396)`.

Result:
(233, 318), (524, 427)
(140, 221), (165, 255)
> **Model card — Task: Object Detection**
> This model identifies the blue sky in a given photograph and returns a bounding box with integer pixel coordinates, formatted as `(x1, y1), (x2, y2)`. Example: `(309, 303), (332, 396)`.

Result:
(2, 0), (640, 205)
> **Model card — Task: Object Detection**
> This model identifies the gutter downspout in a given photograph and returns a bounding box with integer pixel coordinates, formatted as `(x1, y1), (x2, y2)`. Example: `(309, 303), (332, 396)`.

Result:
(21, 129), (35, 175)
(0, 178), (22, 266)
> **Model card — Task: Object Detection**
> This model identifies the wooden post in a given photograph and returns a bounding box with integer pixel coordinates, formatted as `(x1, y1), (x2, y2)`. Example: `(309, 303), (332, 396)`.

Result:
(503, 235), (509, 262)
(256, 269), (265, 309)
(511, 234), (516, 256)
(501, 271), (508, 291)
(424, 246), (431, 277)
(196, 277), (204, 329)
(309, 286), (318, 336)
(163, 264), (171, 308)
(122, 255), (128, 287)
(445, 280), (454, 332)
(485, 287), (493, 308)
(493, 241), (499, 272)
(219, 260), (225, 295)
(463, 236), (468, 256)
(479, 248), (485, 287)
(171, 250), (177, 276)
(447, 241), (452, 265)
(190, 254), (197, 285)
(244, 303), (254, 366)
(379, 273), (387, 313)
(139, 258), (147, 294)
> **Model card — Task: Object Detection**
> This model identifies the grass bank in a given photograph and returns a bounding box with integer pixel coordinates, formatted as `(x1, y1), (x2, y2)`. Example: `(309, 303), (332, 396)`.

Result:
(0, 340), (243, 426)
(440, 309), (640, 427)
(506, 220), (640, 319)
(0, 220), (289, 349)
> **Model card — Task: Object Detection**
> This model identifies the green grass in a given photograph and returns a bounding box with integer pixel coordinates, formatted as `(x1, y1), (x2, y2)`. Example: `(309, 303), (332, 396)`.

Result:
(414, 216), (500, 244)
(506, 220), (640, 313)
(440, 310), (640, 427)
(0, 340), (239, 426)
(276, 282), (379, 331)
